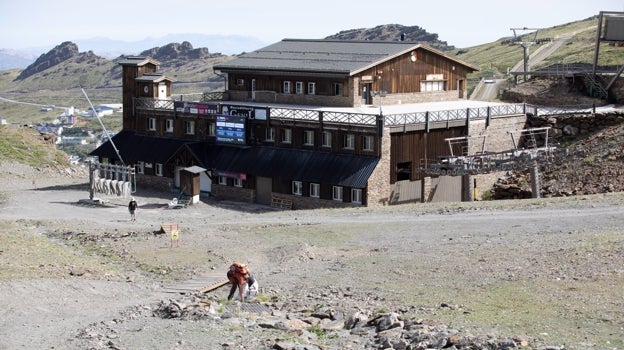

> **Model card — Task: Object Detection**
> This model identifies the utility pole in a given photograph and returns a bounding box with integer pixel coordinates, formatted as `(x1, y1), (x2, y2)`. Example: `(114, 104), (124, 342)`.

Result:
(510, 27), (541, 82)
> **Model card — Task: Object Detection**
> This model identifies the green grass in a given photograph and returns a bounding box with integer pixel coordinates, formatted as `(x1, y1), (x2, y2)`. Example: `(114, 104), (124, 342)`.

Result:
(0, 124), (69, 166)
(455, 17), (619, 82)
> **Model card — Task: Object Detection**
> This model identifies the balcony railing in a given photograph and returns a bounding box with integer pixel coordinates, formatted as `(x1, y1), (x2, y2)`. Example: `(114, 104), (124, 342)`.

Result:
(134, 96), (603, 129)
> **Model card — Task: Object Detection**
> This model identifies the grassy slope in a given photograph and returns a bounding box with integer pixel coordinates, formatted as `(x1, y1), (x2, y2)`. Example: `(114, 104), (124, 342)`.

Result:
(454, 17), (622, 80)
(0, 124), (68, 167)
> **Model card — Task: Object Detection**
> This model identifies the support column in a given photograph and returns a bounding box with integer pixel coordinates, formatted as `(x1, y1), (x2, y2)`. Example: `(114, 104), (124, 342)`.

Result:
(462, 174), (474, 202)
(89, 161), (94, 200)
(530, 161), (541, 198)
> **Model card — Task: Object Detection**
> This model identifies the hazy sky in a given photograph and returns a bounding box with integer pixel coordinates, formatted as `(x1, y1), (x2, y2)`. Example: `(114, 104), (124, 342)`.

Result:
(1, 0), (623, 50)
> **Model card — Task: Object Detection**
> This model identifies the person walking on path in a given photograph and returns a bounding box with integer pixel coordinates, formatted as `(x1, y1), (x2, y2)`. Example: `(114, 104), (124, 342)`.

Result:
(128, 197), (138, 221)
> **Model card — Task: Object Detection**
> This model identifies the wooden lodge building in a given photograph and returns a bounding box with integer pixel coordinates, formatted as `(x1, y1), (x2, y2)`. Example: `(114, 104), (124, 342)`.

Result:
(91, 39), (529, 208)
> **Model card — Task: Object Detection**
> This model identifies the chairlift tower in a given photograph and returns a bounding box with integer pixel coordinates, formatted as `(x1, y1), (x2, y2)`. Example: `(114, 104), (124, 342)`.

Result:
(510, 27), (541, 82)
(592, 11), (624, 98)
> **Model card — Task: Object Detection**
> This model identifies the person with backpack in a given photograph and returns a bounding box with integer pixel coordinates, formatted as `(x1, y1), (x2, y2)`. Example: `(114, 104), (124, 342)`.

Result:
(227, 262), (257, 302)
(128, 197), (138, 221)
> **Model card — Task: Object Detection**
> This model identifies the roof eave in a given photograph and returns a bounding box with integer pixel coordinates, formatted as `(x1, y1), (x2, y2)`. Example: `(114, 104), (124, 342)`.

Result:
(350, 43), (480, 75)
(214, 67), (350, 78)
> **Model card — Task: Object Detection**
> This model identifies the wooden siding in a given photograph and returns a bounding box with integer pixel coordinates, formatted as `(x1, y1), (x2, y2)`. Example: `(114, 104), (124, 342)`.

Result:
(355, 48), (470, 94)
(121, 63), (158, 130)
(220, 47), (473, 107)
(389, 127), (467, 183)
(133, 109), (381, 157)
(228, 74), (349, 97)
(249, 121), (380, 157)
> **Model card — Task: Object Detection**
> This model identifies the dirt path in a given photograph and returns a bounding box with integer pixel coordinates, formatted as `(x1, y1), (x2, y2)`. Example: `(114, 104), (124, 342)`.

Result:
(1, 166), (623, 349)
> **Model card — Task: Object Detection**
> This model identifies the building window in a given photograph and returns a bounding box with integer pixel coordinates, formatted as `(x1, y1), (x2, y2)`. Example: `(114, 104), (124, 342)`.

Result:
(332, 186), (343, 201)
(234, 178), (242, 187)
(397, 162), (412, 181)
(208, 122), (216, 136)
(292, 181), (302, 196)
(236, 78), (245, 86)
(165, 119), (174, 133)
(282, 128), (292, 143)
(351, 188), (362, 204)
(343, 134), (355, 149)
(148, 118), (156, 131)
(155, 163), (163, 176)
(136, 161), (144, 174)
(310, 183), (320, 198)
(333, 83), (343, 96)
(283, 81), (291, 93)
(303, 130), (314, 146)
(265, 127), (275, 141)
(362, 135), (374, 151)
(218, 176), (227, 185)
(322, 131), (332, 147)
(420, 81), (446, 92)
(144, 162), (153, 169)
(308, 82), (316, 95)
(185, 120), (195, 135)
(295, 81), (303, 94)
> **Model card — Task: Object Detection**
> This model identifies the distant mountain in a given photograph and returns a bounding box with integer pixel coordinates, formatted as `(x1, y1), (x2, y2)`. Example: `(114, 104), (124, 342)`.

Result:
(74, 34), (266, 58)
(325, 24), (454, 51)
(7, 40), (232, 91)
(139, 41), (212, 61)
(2, 26), (451, 70)
(1, 34), (267, 70)
(16, 42), (105, 81)
(0, 49), (39, 70)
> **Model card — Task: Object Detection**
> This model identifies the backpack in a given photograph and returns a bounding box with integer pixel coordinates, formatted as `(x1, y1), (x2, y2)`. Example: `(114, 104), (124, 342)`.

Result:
(229, 262), (248, 276)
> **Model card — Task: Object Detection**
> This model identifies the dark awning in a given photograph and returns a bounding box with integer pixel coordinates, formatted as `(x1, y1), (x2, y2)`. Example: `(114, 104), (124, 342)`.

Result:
(89, 130), (188, 164)
(186, 143), (379, 188)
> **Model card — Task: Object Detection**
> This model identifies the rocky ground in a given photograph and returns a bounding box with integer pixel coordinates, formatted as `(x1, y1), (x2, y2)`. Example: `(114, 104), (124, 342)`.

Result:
(0, 158), (623, 350)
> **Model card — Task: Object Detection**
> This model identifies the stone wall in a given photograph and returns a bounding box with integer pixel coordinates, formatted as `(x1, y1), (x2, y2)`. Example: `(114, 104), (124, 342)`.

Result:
(366, 127), (392, 206)
(211, 184), (256, 203)
(228, 88), (464, 108)
(373, 90), (464, 106)
(276, 193), (356, 210)
(137, 174), (173, 192)
(526, 111), (624, 143)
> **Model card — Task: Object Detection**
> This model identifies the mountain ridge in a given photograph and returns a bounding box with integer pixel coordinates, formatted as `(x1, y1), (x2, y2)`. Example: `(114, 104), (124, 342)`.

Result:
(0, 33), (268, 70)
(0, 24), (449, 70)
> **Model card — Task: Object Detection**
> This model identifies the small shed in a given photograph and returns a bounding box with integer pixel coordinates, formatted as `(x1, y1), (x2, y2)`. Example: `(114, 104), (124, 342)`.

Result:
(181, 165), (206, 204)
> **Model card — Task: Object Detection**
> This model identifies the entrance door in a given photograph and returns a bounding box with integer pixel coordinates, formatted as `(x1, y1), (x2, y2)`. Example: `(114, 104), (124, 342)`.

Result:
(256, 176), (272, 205)
(361, 83), (372, 105)
(158, 82), (167, 99)
(458, 79), (464, 98)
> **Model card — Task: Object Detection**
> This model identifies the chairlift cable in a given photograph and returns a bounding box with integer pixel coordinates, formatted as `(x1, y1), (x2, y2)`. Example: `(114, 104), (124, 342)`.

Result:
(81, 87), (125, 166)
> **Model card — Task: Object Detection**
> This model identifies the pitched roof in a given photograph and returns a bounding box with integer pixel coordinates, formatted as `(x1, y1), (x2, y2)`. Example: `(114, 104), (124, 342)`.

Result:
(135, 73), (176, 83)
(117, 56), (160, 67)
(213, 39), (479, 75)
(89, 130), (187, 164)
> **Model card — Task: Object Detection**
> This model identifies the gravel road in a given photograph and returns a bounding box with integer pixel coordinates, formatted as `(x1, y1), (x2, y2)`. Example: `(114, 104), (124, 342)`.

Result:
(0, 162), (623, 349)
